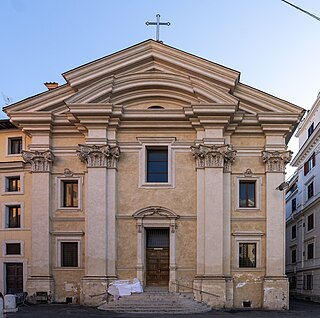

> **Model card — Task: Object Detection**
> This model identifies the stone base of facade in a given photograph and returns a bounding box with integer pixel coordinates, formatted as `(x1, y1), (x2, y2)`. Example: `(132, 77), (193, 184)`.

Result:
(193, 276), (230, 308)
(26, 276), (55, 304)
(263, 277), (289, 310)
(81, 276), (117, 306)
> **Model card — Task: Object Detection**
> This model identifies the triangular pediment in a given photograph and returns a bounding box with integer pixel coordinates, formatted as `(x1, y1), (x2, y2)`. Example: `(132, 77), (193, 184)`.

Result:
(3, 39), (304, 134)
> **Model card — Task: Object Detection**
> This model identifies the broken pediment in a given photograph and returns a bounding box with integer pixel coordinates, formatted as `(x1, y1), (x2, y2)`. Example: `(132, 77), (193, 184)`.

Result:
(133, 206), (179, 219)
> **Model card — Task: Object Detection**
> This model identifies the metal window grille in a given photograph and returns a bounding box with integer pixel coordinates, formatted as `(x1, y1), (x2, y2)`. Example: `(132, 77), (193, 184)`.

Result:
(146, 229), (169, 248)
(61, 242), (78, 267)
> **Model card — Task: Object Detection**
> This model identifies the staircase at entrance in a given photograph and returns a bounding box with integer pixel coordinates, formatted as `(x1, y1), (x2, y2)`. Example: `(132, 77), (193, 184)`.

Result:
(98, 288), (211, 314)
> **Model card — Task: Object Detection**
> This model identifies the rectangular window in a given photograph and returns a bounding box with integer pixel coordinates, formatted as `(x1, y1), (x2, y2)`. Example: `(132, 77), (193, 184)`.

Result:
(303, 275), (313, 290)
(6, 243), (21, 255)
(291, 198), (296, 213)
(308, 123), (314, 138)
(304, 153), (315, 175)
(307, 214), (314, 231)
(8, 137), (22, 155)
(239, 243), (256, 268)
(61, 242), (78, 267)
(307, 242), (314, 260)
(307, 182), (314, 200)
(6, 206), (21, 228)
(289, 276), (297, 289)
(291, 225), (296, 240)
(239, 181), (256, 208)
(146, 148), (168, 183)
(291, 249), (296, 263)
(6, 176), (21, 192)
(62, 181), (78, 207)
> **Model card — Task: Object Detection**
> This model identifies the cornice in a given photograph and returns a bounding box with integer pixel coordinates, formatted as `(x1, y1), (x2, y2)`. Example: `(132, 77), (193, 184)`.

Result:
(0, 161), (25, 170)
(234, 83), (304, 114)
(4, 84), (74, 114)
(295, 96), (320, 137)
(291, 124), (320, 166)
(7, 112), (54, 134)
(63, 40), (240, 89)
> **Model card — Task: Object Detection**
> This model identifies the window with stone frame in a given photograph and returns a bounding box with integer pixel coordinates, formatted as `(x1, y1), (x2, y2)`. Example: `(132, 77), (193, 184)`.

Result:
(291, 198), (296, 213)
(289, 276), (297, 289)
(304, 153), (315, 176)
(239, 242), (256, 268)
(291, 248), (297, 263)
(308, 122), (314, 138)
(6, 176), (20, 192)
(61, 242), (78, 267)
(307, 213), (314, 231)
(239, 181), (256, 208)
(62, 180), (79, 208)
(307, 242), (314, 260)
(291, 224), (297, 240)
(303, 274), (313, 290)
(146, 147), (168, 183)
(307, 182), (314, 200)
(6, 243), (21, 255)
(6, 205), (21, 228)
(8, 137), (22, 155)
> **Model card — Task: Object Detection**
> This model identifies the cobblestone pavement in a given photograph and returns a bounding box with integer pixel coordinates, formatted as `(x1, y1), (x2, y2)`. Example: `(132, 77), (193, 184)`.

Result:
(5, 299), (320, 318)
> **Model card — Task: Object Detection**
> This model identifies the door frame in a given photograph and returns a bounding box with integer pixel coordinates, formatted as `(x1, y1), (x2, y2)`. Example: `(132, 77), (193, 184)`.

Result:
(146, 229), (170, 286)
(0, 258), (27, 294)
(133, 206), (179, 292)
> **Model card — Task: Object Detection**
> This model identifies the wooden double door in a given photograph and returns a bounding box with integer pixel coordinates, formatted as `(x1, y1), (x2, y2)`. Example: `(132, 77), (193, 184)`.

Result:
(6, 263), (23, 294)
(146, 229), (169, 286)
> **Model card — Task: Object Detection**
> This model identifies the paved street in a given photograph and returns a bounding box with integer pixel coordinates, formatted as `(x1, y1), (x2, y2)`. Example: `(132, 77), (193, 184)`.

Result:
(5, 299), (320, 318)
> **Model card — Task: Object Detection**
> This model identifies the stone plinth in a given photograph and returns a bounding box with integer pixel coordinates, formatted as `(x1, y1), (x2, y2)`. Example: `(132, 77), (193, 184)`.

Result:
(193, 276), (227, 308)
(263, 277), (289, 310)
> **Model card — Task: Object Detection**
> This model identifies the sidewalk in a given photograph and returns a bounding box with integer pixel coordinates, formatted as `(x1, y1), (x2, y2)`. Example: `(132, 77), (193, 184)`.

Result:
(5, 299), (320, 318)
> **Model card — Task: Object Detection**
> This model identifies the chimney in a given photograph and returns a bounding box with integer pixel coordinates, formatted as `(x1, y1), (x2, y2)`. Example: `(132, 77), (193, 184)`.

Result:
(44, 82), (59, 90)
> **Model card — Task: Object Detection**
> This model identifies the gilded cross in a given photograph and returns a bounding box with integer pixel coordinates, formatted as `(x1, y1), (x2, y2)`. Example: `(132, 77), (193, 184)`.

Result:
(146, 14), (171, 41)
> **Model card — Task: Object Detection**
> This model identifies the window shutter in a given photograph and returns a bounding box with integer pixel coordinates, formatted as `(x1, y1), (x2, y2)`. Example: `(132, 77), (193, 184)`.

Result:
(304, 162), (308, 175)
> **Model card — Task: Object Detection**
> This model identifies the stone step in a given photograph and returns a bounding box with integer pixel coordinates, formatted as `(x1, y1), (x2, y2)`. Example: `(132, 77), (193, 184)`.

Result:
(98, 291), (211, 314)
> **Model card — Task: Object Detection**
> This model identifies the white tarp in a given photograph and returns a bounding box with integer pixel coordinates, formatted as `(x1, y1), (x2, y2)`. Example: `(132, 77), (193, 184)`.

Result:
(108, 278), (143, 297)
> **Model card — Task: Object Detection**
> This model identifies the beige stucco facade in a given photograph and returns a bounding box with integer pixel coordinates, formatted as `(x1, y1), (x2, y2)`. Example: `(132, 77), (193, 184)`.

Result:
(0, 40), (304, 309)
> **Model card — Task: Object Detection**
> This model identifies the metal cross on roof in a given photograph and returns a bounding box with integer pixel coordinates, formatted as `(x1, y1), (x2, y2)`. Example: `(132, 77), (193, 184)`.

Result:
(146, 14), (171, 42)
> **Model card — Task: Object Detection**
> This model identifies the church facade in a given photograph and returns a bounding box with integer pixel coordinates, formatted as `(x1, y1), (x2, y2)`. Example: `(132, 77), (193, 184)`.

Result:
(0, 40), (304, 309)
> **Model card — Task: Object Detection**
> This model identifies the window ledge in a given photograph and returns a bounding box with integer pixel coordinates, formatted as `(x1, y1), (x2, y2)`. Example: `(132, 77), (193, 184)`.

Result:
(234, 208), (261, 212)
(2, 191), (24, 196)
(3, 254), (23, 257)
(140, 182), (174, 189)
(0, 228), (30, 231)
(5, 154), (22, 157)
(53, 267), (84, 271)
(232, 267), (264, 272)
(56, 208), (82, 212)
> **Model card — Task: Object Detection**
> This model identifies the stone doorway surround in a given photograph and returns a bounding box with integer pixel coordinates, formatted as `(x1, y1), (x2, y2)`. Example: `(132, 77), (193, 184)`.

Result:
(133, 206), (179, 292)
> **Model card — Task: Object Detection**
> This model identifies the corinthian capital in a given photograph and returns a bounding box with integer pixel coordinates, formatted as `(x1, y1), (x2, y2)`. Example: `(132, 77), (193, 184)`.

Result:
(22, 150), (54, 172)
(77, 144), (120, 168)
(191, 144), (237, 170)
(262, 150), (293, 172)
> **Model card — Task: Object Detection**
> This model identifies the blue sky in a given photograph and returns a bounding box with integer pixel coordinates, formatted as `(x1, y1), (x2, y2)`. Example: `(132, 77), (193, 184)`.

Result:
(1, 0), (319, 174)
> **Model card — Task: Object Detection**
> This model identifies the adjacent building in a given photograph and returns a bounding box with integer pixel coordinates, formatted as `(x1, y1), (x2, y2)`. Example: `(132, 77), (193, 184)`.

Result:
(0, 40), (304, 309)
(286, 94), (320, 302)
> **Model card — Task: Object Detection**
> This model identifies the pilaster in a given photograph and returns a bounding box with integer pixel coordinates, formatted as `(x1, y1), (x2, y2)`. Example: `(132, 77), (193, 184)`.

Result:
(77, 144), (119, 305)
(191, 143), (236, 307)
(22, 149), (55, 301)
(262, 150), (291, 309)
